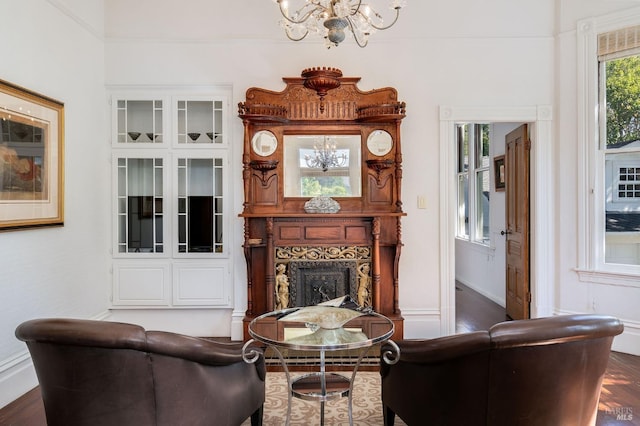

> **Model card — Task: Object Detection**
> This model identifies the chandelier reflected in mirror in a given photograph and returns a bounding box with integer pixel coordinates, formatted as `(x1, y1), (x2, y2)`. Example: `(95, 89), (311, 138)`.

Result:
(305, 136), (348, 172)
(273, 0), (407, 48)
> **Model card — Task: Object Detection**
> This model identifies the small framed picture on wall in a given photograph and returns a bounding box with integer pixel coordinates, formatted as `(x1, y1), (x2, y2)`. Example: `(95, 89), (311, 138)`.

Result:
(494, 155), (505, 192)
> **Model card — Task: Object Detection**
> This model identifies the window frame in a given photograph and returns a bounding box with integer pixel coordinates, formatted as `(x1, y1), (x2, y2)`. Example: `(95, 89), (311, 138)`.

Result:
(613, 163), (640, 201)
(577, 9), (640, 282)
(455, 123), (491, 246)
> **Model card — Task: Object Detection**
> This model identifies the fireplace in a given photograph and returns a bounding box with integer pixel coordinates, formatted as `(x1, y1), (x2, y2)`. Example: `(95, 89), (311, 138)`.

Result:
(240, 68), (406, 342)
(288, 260), (358, 306)
(274, 245), (372, 310)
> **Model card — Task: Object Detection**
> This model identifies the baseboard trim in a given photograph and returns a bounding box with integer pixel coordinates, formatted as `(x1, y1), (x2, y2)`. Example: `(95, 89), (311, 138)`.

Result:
(401, 308), (442, 339)
(0, 353), (37, 409)
(230, 309), (245, 341)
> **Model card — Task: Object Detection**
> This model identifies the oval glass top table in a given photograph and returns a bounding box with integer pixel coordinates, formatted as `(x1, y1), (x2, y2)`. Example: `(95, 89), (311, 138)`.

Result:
(242, 306), (400, 426)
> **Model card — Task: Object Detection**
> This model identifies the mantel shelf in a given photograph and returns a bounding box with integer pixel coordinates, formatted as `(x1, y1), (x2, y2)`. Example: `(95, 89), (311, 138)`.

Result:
(239, 212), (406, 218)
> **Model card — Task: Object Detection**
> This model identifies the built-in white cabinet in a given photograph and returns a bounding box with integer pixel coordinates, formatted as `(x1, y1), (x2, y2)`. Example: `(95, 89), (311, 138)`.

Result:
(109, 89), (232, 308)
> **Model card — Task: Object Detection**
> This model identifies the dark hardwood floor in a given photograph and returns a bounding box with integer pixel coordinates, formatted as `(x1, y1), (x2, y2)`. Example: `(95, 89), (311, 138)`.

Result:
(455, 281), (510, 333)
(1, 287), (638, 425)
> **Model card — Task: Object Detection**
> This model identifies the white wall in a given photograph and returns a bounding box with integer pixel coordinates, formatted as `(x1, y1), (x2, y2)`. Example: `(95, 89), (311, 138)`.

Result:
(0, 0), (108, 408)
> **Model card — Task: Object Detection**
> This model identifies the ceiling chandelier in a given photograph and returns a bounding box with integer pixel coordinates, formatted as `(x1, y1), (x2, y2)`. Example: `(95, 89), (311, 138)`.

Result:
(305, 137), (348, 171)
(273, 0), (407, 48)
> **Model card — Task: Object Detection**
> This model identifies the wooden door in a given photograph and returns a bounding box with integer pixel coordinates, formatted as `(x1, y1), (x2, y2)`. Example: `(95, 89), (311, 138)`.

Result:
(505, 124), (531, 320)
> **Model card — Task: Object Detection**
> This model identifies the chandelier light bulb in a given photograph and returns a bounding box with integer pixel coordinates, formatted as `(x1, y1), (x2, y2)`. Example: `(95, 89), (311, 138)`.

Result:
(273, 0), (406, 48)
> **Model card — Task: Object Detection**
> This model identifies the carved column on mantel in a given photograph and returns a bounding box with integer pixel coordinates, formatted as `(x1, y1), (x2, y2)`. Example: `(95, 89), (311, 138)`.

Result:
(372, 217), (381, 313)
(243, 218), (254, 316)
(265, 217), (275, 312)
(394, 218), (403, 315)
(241, 119), (252, 212)
(395, 121), (404, 213)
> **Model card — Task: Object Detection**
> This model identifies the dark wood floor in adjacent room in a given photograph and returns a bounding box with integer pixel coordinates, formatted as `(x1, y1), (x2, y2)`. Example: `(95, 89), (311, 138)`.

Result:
(1, 285), (638, 425)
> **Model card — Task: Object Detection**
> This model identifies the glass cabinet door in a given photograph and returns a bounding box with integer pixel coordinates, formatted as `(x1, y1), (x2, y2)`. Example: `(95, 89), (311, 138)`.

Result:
(116, 157), (164, 253)
(176, 99), (224, 144)
(177, 156), (224, 253)
(116, 100), (163, 144)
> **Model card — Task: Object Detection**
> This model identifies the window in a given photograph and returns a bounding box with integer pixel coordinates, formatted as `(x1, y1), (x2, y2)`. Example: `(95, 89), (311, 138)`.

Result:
(578, 13), (640, 278)
(616, 166), (640, 200)
(599, 27), (640, 267)
(456, 123), (491, 245)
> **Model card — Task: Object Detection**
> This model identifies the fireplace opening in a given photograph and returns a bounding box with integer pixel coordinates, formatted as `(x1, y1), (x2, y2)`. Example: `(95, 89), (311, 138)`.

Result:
(288, 260), (358, 307)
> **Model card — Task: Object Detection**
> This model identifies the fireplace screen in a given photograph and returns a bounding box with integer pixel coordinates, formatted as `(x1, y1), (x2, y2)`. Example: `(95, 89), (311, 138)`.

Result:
(289, 260), (358, 307)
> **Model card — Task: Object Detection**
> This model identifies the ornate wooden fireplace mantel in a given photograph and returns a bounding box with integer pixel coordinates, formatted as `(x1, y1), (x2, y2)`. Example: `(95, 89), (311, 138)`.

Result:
(239, 67), (406, 340)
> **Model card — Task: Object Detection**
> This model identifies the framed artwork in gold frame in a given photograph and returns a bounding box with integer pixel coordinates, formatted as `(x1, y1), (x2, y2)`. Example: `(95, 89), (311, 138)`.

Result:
(0, 79), (64, 230)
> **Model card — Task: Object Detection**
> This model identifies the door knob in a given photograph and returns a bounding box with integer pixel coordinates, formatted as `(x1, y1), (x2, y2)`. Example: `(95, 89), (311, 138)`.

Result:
(501, 230), (512, 235)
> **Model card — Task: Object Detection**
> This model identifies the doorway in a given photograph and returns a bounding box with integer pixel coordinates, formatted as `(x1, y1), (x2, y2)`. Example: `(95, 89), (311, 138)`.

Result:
(438, 105), (554, 336)
(453, 122), (526, 326)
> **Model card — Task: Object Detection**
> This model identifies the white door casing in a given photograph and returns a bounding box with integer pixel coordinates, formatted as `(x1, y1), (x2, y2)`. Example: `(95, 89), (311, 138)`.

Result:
(439, 105), (554, 335)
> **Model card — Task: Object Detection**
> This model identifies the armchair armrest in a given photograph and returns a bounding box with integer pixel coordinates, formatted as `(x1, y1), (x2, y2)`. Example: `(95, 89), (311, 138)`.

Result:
(384, 331), (490, 363)
(146, 331), (266, 380)
(16, 318), (148, 350)
(489, 314), (624, 349)
(380, 332), (490, 377)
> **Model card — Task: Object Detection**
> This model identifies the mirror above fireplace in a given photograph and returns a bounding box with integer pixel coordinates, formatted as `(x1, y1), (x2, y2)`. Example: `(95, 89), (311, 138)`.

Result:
(283, 134), (362, 198)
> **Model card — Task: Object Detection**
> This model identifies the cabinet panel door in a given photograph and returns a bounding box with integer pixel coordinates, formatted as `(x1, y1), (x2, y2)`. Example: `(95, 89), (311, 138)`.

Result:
(173, 263), (230, 306)
(113, 262), (170, 305)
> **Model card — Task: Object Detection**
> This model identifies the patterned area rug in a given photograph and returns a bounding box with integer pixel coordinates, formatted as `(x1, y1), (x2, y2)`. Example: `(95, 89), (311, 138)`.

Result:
(241, 372), (407, 425)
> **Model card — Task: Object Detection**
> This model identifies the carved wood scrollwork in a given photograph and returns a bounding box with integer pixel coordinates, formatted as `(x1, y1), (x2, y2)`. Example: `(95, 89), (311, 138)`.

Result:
(249, 160), (279, 185)
(366, 159), (395, 185)
(239, 68), (406, 340)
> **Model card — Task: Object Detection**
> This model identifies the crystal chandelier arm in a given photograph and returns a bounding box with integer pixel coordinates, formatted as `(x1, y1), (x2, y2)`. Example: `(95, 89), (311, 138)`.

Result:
(367, 7), (401, 31)
(345, 15), (369, 48)
(283, 26), (310, 41)
(346, 0), (364, 17)
(276, 0), (328, 25)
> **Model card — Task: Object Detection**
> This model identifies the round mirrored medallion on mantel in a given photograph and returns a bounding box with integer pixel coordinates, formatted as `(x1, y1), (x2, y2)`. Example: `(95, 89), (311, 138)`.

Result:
(252, 130), (278, 156)
(367, 130), (393, 156)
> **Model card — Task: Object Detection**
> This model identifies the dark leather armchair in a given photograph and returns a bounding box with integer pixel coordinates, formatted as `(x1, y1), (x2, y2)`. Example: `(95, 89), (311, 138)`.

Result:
(16, 318), (266, 426)
(380, 314), (624, 426)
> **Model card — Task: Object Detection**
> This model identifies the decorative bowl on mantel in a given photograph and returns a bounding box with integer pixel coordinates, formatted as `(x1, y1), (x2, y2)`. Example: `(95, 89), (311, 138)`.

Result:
(304, 196), (340, 214)
(301, 66), (343, 97)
